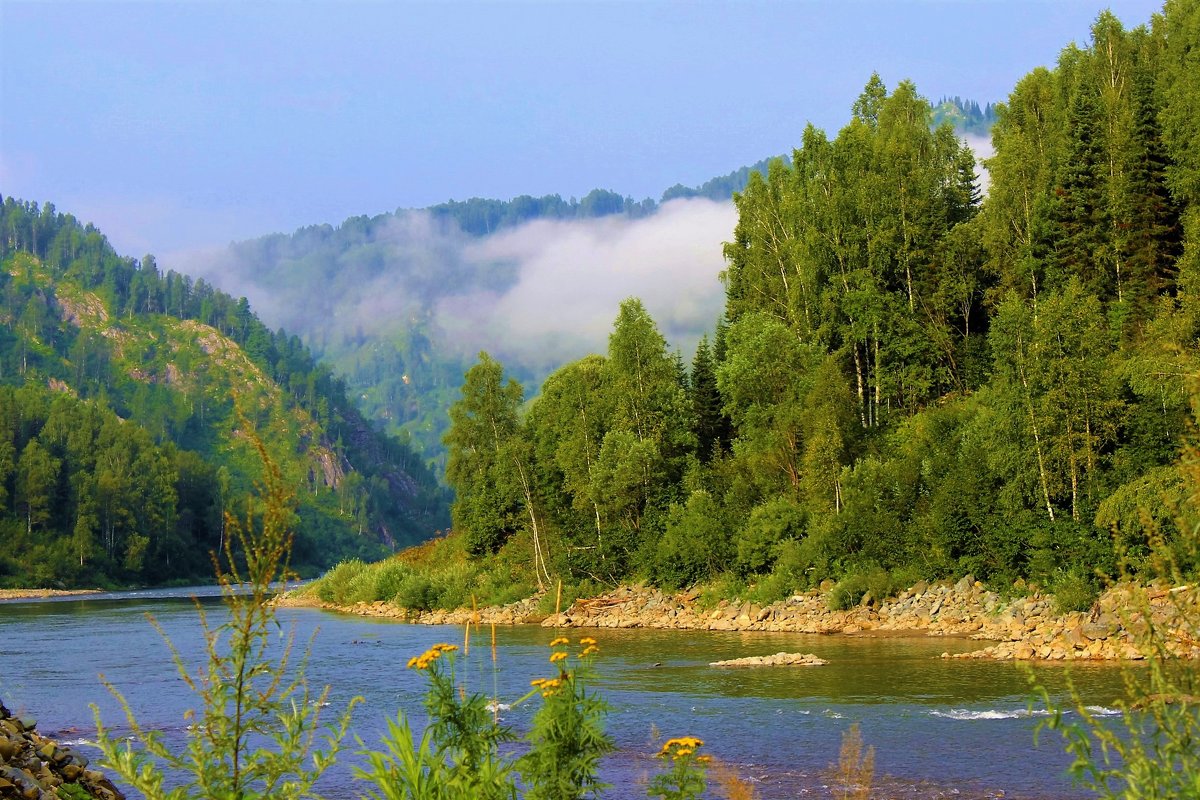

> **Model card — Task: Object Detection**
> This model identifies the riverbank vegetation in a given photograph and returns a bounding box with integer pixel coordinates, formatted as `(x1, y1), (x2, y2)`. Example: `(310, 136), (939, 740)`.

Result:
(431, 4), (1200, 611)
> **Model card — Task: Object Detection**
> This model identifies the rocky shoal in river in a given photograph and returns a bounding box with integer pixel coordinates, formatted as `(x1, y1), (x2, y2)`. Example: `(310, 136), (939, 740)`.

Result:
(0, 590), (100, 602)
(0, 700), (123, 800)
(283, 577), (1200, 662)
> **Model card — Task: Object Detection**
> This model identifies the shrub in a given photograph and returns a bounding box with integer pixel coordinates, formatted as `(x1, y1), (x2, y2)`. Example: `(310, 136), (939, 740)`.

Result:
(316, 558), (368, 603)
(828, 574), (871, 611)
(395, 572), (438, 611)
(372, 558), (416, 602)
(734, 497), (806, 576)
(1049, 567), (1099, 613)
(745, 570), (795, 606)
(655, 492), (731, 589)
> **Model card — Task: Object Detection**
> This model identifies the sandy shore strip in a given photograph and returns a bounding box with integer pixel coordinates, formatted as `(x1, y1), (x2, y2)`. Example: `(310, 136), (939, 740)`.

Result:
(0, 588), (103, 600)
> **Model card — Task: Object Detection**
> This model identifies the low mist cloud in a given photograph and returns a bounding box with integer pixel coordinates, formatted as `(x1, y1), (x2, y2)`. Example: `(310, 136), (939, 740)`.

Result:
(962, 134), (994, 197)
(437, 198), (736, 368)
(176, 197), (736, 377)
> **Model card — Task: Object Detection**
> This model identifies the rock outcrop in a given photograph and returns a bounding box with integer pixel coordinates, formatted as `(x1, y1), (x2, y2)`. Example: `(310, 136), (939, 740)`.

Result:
(0, 700), (124, 800)
(710, 652), (827, 667)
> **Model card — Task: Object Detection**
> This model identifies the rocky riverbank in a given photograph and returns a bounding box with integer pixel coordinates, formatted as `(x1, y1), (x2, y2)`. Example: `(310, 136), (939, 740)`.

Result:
(0, 700), (124, 800)
(280, 577), (1200, 661)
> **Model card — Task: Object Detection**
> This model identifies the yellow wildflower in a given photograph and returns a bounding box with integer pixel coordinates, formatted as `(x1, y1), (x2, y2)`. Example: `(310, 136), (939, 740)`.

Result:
(581, 645), (600, 657)
(549, 636), (570, 647)
(408, 642), (460, 670)
(658, 736), (705, 758)
(549, 651), (568, 663)
(579, 637), (597, 646)
(696, 755), (712, 764)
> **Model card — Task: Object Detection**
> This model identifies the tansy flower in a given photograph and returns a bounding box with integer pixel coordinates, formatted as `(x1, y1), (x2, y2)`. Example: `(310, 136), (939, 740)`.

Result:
(581, 645), (600, 657)
(408, 643), (459, 670)
(550, 651), (568, 663)
(579, 637), (597, 646)
(549, 637), (570, 647)
(658, 736), (705, 758)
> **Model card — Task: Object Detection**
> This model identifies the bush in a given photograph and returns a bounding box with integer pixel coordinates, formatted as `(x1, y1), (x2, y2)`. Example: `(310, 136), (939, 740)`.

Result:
(734, 497), (806, 576)
(828, 574), (870, 611)
(655, 493), (732, 589)
(745, 570), (795, 606)
(1050, 567), (1099, 613)
(316, 559), (368, 603)
(372, 558), (416, 602)
(395, 572), (438, 611)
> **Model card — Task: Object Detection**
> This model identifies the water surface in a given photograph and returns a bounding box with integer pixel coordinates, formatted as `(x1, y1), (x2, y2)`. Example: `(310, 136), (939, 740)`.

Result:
(0, 587), (1125, 798)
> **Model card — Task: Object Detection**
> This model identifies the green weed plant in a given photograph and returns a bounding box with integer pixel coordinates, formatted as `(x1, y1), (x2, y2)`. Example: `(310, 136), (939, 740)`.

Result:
(91, 436), (358, 800)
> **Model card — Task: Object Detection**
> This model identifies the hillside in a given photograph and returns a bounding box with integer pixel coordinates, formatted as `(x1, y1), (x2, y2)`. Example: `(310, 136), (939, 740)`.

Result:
(0, 201), (450, 587)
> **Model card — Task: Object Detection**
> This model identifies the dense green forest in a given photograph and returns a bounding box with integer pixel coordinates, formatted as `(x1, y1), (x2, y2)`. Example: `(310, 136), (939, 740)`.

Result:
(0, 204), (449, 587)
(444, 4), (1200, 605)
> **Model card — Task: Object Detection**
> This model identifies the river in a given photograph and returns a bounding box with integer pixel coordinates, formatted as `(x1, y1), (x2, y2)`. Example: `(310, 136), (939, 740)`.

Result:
(0, 586), (1126, 798)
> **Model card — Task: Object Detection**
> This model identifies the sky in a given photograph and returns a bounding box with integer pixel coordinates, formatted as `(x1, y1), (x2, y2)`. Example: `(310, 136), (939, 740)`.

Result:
(0, 0), (1166, 264)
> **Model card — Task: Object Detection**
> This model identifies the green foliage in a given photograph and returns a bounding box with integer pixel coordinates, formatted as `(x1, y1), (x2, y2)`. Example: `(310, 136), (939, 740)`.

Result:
(734, 497), (806, 576)
(315, 559), (369, 604)
(828, 574), (872, 611)
(92, 435), (358, 800)
(1036, 364), (1200, 796)
(303, 532), (540, 612)
(519, 642), (614, 800)
(1049, 567), (1100, 614)
(56, 784), (92, 800)
(654, 492), (730, 589)
(0, 205), (450, 586)
(827, 566), (910, 611)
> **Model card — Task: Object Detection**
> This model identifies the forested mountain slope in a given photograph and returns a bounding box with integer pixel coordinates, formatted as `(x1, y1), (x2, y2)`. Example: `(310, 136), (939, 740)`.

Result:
(0, 202), (449, 587)
(442, 4), (1200, 605)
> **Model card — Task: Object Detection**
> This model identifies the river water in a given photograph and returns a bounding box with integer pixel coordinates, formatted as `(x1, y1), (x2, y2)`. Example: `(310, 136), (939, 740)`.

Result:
(0, 586), (1125, 799)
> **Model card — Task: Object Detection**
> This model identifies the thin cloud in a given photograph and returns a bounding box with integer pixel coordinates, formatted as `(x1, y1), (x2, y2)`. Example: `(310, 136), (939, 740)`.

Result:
(436, 198), (736, 368)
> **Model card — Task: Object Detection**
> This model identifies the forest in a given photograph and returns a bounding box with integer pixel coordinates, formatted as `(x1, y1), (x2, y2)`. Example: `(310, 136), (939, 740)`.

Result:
(443, 5), (1200, 607)
(0, 203), (449, 587)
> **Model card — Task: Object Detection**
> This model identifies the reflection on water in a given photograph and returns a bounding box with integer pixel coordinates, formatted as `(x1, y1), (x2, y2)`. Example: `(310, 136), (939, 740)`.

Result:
(0, 587), (1130, 799)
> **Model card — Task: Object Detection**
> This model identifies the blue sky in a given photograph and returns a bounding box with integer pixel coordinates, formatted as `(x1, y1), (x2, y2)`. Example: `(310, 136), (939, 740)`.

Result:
(1, 0), (1165, 260)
